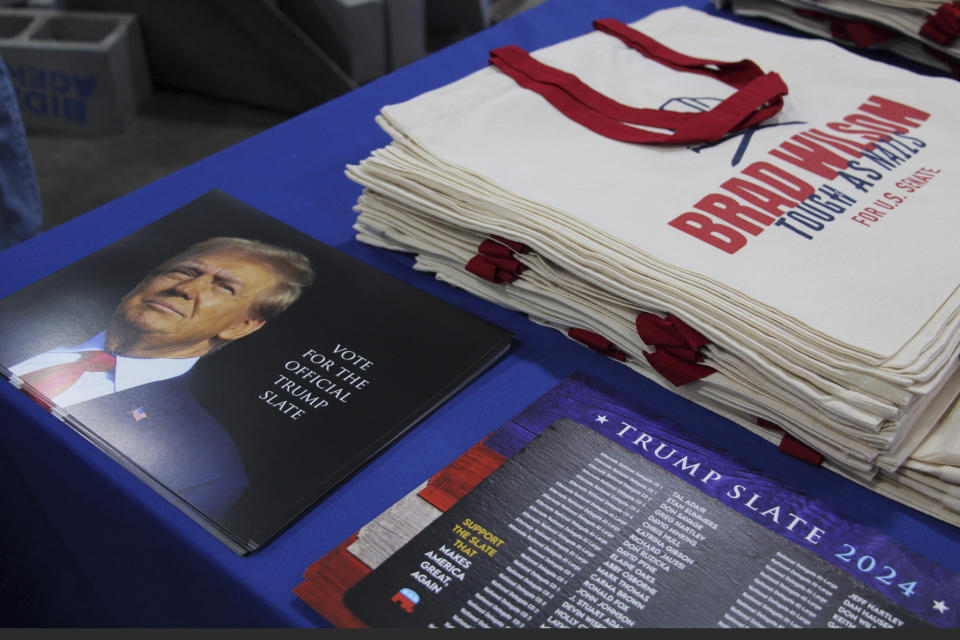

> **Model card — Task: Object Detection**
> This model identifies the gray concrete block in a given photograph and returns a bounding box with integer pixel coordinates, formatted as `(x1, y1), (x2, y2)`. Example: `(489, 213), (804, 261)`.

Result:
(278, 0), (387, 84)
(426, 0), (490, 34)
(68, 0), (356, 114)
(384, 0), (424, 71)
(26, 0), (69, 8)
(280, 0), (427, 80)
(0, 8), (151, 132)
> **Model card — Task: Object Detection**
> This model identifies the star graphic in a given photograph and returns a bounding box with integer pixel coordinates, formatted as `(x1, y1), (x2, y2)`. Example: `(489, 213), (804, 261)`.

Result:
(595, 415), (609, 424)
(932, 600), (949, 614)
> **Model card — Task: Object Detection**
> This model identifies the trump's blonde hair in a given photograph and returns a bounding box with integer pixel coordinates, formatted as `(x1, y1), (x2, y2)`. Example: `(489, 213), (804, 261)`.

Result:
(152, 236), (315, 320)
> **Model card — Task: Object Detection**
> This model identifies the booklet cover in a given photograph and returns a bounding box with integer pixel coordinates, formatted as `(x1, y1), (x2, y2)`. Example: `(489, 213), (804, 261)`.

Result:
(295, 373), (959, 628)
(0, 190), (512, 555)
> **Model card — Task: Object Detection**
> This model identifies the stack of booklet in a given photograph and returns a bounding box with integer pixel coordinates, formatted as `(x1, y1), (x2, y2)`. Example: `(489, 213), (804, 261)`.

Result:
(716, 0), (960, 76)
(0, 190), (513, 555)
(344, 6), (960, 527)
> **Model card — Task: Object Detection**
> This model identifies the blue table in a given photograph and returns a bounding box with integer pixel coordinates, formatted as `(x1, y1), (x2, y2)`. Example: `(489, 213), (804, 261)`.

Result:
(1, 0), (957, 627)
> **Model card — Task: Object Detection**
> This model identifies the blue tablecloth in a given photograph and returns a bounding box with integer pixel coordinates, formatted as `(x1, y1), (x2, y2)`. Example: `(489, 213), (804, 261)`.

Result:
(1, 0), (957, 627)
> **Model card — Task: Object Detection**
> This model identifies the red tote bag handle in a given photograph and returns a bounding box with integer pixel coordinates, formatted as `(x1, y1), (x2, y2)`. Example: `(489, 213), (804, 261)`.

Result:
(489, 18), (787, 145)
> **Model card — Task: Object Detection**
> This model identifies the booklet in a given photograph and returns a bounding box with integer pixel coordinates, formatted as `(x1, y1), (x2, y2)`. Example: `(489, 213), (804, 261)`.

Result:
(0, 190), (512, 555)
(295, 373), (958, 628)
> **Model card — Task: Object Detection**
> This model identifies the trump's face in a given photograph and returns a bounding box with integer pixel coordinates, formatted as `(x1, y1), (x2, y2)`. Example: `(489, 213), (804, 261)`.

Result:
(110, 249), (278, 357)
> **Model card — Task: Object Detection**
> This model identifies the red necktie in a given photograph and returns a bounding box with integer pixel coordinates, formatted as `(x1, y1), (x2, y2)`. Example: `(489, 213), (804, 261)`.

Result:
(20, 350), (117, 400)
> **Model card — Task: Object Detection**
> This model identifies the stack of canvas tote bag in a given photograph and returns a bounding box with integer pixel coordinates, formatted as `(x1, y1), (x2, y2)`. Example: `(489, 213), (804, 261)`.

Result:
(715, 0), (960, 77)
(347, 7), (960, 527)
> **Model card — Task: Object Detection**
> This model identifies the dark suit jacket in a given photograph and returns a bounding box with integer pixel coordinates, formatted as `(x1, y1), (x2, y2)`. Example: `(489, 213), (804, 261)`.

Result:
(65, 373), (248, 520)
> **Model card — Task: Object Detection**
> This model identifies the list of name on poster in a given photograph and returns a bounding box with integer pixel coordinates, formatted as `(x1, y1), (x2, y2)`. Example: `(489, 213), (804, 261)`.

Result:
(258, 344), (375, 420)
(720, 551), (836, 628)
(718, 551), (907, 628)
(828, 592), (906, 629)
(439, 452), (670, 628)
(540, 458), (706, 629)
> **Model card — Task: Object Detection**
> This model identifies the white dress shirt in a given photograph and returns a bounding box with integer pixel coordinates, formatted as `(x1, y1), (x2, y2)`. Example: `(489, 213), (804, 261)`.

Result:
(10, 332), (199, 407)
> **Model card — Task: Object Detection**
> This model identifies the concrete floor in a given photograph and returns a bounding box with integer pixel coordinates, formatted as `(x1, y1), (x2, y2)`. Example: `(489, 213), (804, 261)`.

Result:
(26, 90), (290, 231)
(23, 0), (548, 232)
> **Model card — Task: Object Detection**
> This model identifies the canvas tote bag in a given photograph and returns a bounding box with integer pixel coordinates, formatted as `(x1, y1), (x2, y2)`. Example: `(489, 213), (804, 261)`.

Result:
(347, 7), (960, 525)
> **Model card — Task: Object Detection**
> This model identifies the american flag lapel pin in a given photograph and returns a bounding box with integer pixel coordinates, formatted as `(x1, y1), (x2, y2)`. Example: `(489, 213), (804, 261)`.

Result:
(131, 407), (148, 422)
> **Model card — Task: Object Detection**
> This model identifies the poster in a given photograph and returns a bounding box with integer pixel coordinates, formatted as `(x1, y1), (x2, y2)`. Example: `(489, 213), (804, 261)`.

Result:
(296, 374), (958, 628)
